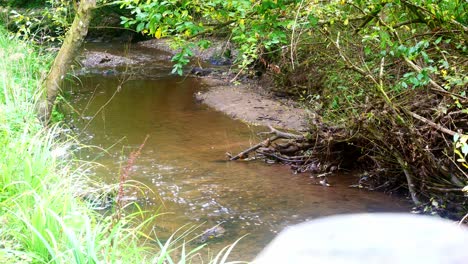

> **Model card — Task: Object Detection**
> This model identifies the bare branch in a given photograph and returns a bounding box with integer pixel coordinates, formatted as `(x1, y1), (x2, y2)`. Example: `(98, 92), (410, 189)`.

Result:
(229, 126), (304, 161)
(408, 111), (457, 136)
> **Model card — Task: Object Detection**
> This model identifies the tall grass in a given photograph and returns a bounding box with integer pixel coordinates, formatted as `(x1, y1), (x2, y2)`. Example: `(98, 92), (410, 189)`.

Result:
(0, 25), (128, 263)
(0, 27), (243, 263)
(0, 26), (145, 263)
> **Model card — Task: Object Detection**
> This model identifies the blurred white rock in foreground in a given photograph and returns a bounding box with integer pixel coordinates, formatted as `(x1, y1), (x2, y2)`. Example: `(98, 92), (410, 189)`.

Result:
(254, 213), (468, 264)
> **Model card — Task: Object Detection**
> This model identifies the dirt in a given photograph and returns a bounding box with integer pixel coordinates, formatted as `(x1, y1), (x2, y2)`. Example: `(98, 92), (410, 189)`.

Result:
(80, 51), (140, 68)
(196, 77), (309, 131)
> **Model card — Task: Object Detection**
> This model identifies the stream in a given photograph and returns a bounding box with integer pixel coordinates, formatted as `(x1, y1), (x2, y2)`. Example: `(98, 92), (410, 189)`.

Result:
(68, 42), (409, 261)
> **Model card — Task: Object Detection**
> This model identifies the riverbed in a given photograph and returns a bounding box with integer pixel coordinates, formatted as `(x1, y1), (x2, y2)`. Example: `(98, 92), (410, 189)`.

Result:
(68, 42), (409, 261)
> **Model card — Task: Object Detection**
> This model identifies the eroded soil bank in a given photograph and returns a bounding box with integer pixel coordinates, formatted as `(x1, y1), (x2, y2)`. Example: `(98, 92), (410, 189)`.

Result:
(196, 78), (308, 131)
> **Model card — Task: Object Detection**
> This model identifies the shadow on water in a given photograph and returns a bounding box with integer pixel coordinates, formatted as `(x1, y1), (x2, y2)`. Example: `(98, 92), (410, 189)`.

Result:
(68, 43), (409, 260)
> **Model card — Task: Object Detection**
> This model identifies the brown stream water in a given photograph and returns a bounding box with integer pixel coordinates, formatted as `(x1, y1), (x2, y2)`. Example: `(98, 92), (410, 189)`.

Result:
(68, 43), (409, 261)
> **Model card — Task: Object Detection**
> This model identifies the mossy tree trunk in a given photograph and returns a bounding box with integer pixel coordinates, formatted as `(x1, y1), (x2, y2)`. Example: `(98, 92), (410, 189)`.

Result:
(41, 0), (96, 121)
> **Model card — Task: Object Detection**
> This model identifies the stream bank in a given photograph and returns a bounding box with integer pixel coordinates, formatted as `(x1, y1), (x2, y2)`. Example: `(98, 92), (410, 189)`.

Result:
(196, 79), (308, 132)
(72, 41), (410, 260)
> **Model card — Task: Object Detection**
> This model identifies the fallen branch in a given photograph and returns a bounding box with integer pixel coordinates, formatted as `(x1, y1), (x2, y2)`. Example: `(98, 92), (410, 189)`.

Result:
(259, 125), (305, 140)
(229, 125), (304, 161)
(228, 135), (279, 161)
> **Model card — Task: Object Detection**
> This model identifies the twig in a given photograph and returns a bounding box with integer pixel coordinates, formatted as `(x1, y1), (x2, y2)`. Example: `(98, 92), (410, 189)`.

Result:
(354, 3), (386, 33)
(408, 111), (457, 136)
(229, 64), (247, 83)
(404, 30), (463, 40)
(260, 125), (304, 140)
(80, 83), (122, 132)
(332, 32), (374, 82)
(400, 0), (468, 33)
(459, 213), (468, 226)
(188, 20), (236, 39)
(426, 186), (463, 192)
(90, 26), (138, 33)
(379, 56), (385, 85)
(393, 18), (425, 28)
(376, 16), (467, 100)
(258, 151), (308, 164)
(397, 155), (421, 205)
(290, 0), (305, 70)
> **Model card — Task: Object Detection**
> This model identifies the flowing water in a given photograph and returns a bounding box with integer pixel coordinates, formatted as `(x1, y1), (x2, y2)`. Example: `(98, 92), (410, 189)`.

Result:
(68, 42), (409, 261)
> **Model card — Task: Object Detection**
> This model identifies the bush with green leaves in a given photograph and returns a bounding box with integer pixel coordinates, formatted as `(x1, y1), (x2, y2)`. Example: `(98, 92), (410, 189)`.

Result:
(0, 0), (47, 8)
(118, 0), (312, 74)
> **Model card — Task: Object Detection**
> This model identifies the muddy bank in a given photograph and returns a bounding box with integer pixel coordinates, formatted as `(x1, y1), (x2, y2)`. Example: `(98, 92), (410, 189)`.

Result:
(80, 51), (140, 68)
(196, 78), (309, 131)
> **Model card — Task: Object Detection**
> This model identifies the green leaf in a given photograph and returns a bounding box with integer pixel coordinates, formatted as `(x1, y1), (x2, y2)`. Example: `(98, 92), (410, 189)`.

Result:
(461, 135), (468, 144)
(197, 40), (211, 49)
(136, 22), (145, 32)
(308, 15), (319, 26)
(462, 143), (468, 156)
(364, 46), (371, 55)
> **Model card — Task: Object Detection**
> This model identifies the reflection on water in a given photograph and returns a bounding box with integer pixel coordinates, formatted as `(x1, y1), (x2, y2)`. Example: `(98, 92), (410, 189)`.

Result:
(69, 44), (408, 260)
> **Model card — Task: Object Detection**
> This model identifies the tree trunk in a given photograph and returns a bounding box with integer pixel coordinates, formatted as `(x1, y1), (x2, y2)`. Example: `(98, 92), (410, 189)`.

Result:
(40, 0), (96, 121)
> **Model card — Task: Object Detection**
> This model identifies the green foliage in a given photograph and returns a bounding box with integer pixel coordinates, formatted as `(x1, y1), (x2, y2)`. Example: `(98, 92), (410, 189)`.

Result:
(4, 0), (76, 42)
(50, 104), (65, 122)
(171, 44), (193, 75)
(0, 0), (47, 8)
(118, 0), (314, 74)
(4, 0), (120, 42)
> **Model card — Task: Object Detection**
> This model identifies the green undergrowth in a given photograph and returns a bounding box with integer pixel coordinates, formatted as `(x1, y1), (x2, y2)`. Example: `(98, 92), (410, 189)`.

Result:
(0, 27), (242, 263)
(0, 24), (142, 263)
